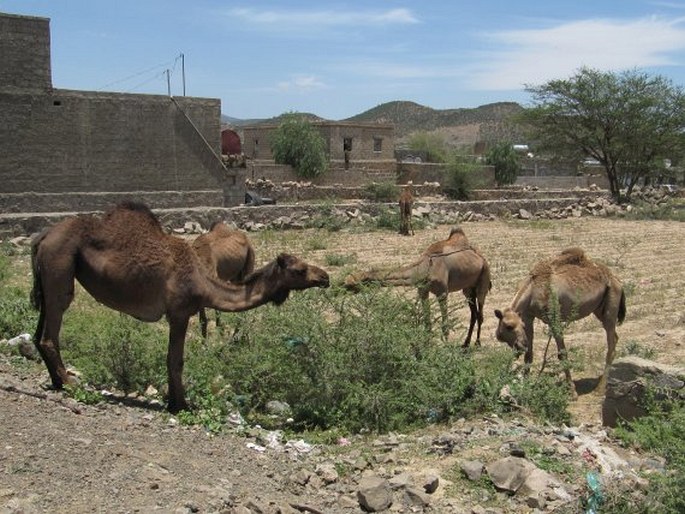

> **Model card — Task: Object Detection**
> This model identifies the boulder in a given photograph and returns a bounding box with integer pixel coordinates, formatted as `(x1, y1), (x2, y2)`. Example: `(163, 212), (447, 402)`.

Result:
(602, 356), (685, 427)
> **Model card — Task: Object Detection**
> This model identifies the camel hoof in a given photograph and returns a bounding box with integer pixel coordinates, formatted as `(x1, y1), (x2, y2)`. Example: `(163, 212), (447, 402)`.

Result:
(167, 400), (190, 414)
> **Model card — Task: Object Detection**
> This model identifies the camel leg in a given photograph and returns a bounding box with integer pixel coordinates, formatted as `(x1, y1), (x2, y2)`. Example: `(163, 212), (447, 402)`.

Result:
(418, 289), (432, 334)
(35, 275), (76, 389)
(597, 314), (619, 392)
(166, 316), (190, 413)
(199, 308), (209, 339)
(214, 310), (223, 333)
(438, 294), (449, 341)
(554, 333), (577, 399)
(462, 292), (477, 348)
(522, 317), (535, 375)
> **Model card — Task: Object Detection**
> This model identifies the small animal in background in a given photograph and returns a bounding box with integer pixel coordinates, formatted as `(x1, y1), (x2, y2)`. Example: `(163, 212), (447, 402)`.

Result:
(398, 184), (414, 236)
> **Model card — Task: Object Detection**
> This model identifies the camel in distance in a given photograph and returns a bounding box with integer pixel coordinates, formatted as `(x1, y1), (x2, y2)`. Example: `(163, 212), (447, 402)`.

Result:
(192, 221), (255, 338)
(345, 226), (491, 347)
(398, 184), (414, 236)
(494, 247), (626, 395)
(30, 202), (330, 412)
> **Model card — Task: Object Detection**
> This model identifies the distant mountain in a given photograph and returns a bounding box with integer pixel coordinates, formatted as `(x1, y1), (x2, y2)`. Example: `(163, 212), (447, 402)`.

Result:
(222, 101), (524, 147)
(344, 101), (523, 137)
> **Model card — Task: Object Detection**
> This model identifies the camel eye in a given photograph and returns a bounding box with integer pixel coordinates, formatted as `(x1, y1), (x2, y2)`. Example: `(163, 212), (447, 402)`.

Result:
(503, 323), (514, 331)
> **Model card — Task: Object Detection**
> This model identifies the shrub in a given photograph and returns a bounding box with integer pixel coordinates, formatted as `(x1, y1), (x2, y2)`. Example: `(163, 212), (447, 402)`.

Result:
(363, 182), (399, 202)
(443, 151), (481, 200)
(61, 309), (167, 394)
(0, 285), (38, 339)
(485, 141), (521, 185)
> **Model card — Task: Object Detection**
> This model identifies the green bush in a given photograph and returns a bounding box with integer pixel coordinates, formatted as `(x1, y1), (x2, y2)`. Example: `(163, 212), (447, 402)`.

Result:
(363, 182), (400, 202)
(61, 309), (167, 394)
(0, 285), (38, 339)
(443, 152), (481, 200)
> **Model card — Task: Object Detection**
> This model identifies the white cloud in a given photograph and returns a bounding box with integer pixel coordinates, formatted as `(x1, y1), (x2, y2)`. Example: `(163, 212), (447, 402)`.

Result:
(228, 7), (418, 28)
(468, 16), (685, 91)
(276, 75), (326, 92)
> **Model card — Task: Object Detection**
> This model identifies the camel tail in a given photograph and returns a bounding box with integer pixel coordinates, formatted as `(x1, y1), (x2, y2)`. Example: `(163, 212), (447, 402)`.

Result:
(30, 228), (49, 310)
(617, 289), (627, 325)
(30, 229), (49, 346)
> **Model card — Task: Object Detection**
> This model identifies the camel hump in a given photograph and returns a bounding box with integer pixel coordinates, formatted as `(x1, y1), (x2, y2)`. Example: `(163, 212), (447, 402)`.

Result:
(105, 201), (162, 231)
(555, 247), (587, 266)
(448, 226), (466, 239)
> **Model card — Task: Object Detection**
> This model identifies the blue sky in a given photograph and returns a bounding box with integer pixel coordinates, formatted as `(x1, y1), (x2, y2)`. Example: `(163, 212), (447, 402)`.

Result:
(3, 1), (685, 120)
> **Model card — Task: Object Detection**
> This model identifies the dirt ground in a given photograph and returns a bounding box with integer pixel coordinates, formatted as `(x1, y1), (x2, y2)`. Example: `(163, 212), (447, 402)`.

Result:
(1, 217), (684, 513)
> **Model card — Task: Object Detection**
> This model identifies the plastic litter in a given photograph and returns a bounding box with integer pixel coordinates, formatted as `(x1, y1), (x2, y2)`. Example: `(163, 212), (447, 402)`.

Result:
(585, 471), (603, 514)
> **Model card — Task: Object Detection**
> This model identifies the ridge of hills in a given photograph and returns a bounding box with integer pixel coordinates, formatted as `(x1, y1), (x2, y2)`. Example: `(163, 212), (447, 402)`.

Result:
(221, 100), (523, 140)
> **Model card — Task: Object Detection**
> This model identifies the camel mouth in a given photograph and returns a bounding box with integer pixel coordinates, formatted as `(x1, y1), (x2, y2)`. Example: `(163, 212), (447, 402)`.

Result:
(317, 277), (331, 288)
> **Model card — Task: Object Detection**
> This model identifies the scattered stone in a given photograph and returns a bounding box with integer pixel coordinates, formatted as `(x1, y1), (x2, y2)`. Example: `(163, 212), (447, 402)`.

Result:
(485, 457), (536, 494)
(357, 476), (393, 512)
(461, 460), (484, 481)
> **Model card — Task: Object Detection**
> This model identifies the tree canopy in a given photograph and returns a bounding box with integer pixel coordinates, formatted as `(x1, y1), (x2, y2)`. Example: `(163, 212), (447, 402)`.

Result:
(520, 68), (685, 200)
(270, 113), (328, 179)
(485, 142), (521, 185)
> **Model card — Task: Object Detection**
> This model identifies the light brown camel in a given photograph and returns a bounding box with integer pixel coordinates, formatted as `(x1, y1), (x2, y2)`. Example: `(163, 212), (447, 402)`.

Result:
(398, 184), (414, 236)
(345, 226), (491, 346)
(494, 247), (626, 394)
(192, 221), (255, 338)
(30, 202), (330, 413)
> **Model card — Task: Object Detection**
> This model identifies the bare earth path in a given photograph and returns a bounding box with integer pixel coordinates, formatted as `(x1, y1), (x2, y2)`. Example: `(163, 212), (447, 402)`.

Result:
(2, 217), (684, 513)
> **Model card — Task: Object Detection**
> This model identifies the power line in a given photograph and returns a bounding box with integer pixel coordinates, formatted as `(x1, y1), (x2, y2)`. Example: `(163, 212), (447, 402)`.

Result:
(96, 57), (177, 92)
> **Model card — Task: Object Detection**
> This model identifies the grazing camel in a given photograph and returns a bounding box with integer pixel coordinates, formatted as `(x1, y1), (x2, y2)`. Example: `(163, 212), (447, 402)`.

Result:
(494, 247), (626, 394)
(345, 226), (491, 346)
(192, 222), (255, 338)
(398, 184), (414, 236)
(31, 202), (330, 412)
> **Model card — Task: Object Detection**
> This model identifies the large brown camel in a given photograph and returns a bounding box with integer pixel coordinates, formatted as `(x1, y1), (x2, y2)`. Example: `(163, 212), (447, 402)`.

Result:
(30, 202), (330, 412)
(192, 221), (255, 338)
(398, 184), (414, 236)
(494, 247), (626, 394)
(345, 227), (491, 346)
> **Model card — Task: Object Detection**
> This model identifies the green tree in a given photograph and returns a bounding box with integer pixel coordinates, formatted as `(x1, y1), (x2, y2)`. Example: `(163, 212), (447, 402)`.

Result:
(485, 141), (521, 185)
(406, 131), (448, 162)
(270, 113), (328, 179)
(521, 68), (685, 201)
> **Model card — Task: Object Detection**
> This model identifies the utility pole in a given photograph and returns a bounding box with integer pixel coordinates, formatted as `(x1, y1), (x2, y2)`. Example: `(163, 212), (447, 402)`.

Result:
(181, 53), (186, 96)
(166, 69), (171, 96)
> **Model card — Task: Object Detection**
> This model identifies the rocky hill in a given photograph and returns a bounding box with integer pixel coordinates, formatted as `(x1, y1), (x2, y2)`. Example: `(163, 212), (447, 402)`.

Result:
(222, 101), (524, 147)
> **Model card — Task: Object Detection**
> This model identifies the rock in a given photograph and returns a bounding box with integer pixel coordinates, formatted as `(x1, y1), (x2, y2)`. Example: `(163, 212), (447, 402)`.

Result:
(314, 463), (339, 484)
(403, 486), (430, 508)
(602, 356), (685, 427)
(357, 476), (393, 512)
(420, 472), (440, 494)
(518, 208), (532, 220)
(265, 400), (291, 417)
(485, 456), (536, 494)
(461, 460), (484, 481)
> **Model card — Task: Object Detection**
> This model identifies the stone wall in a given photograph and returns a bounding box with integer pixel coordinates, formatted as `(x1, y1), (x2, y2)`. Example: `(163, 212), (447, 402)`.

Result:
(0, 13), (51, 92)
(0, 12), (244, 211)
(515, 175), (610, 190)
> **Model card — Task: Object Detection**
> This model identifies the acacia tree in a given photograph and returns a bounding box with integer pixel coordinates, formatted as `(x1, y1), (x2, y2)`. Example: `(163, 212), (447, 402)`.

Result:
(521, 68), (685, 201)
(270, 113), (328, 179)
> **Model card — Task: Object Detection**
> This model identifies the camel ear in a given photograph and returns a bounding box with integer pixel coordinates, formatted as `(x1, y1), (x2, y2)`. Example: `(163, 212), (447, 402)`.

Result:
(277, 253), (292, 268)
(494, 309), (503, 320)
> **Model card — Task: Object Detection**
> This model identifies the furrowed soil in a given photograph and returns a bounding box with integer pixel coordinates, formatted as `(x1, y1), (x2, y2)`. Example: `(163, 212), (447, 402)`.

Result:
(1, 217), (684, 513)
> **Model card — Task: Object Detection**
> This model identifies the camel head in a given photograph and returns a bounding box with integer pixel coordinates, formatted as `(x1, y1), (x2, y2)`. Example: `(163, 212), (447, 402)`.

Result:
(494, 308), (528, 355)
(269, 253), (329, 305)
